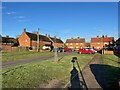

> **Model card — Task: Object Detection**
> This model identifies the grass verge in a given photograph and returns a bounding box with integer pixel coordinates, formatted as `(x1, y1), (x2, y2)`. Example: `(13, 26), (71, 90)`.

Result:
(102, 54), (120, 89)
(2, 54), (94, 88)
(2, 51), (53, 62)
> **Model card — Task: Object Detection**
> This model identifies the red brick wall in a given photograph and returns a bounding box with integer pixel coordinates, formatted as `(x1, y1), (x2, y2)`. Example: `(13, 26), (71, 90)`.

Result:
(66, 43), (86, 49)
(31, 40), (52, 49)
(53, 43), (64, 47)
(91, 42), (109, 50)
(18, 32), (30, 47)
(1, 45), (12, 52)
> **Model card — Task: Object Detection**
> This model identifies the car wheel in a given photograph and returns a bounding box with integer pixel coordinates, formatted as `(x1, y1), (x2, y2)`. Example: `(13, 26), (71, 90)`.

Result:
(78, 52), (79, 54)
(90, 52), (92, 54)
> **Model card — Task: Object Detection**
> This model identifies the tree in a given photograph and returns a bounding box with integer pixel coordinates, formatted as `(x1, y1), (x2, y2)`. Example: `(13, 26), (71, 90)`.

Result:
(86, 42), (90, 47)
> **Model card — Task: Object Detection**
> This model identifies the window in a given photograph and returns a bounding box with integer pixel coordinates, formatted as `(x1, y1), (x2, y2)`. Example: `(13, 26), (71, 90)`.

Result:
(97, 47), (100, 49)
(70, 43), (72, 45)
(98, 42), (100, 44)
(76, 46), (79, 48)
(76, 43), (78, 45)
(66, 43), (68, 45)
(104, 42), (108, 45)
(70, 46), (73, 48)
(25, 39), (28, 42)
(80, 43), (83, 44)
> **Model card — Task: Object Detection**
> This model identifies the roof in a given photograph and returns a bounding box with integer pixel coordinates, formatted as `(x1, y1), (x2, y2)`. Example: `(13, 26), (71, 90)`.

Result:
(66, 38), (85, 43)
(91, 37), (114, 42)
(26, 32), (51, 42)
(2, 36), (15, 43)
(26, 32), (63, 43)
(50, 37), (63, 43)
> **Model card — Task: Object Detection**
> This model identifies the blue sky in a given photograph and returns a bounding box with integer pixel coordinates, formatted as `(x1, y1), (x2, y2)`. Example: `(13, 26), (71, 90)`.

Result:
(2, 2), (118, 42)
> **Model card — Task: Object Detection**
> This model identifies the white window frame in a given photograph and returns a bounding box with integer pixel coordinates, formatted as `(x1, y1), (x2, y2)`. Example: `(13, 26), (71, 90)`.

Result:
(76, 43), (78, 45)
(25, 39), (28, 42)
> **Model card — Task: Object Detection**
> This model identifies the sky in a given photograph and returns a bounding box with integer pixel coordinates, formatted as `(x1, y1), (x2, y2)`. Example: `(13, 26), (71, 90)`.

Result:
(1, 2), (118, 42)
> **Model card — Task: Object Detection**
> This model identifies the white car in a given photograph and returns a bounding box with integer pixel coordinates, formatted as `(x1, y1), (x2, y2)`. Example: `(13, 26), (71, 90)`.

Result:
(85, 48), (97, 53)
(42, 45), (51, 50)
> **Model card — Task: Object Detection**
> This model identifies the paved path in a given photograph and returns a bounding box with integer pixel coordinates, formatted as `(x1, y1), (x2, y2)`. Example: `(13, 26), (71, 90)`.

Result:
(82, 53), (103, 89)
(1, 52), (73, 68)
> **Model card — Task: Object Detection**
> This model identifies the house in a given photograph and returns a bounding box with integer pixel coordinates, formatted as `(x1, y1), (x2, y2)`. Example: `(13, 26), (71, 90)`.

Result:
(0, 35), (18, 52)
(90, 35), (114, 50)
(18, 28), (64, 50)
(47, 35), (64, 47)
(65, 37), (86, 49)
(116, 38), (120, 49)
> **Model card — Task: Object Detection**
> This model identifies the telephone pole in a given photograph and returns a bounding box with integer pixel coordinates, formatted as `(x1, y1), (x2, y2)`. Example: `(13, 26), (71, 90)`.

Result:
(37, 28), (40, 52)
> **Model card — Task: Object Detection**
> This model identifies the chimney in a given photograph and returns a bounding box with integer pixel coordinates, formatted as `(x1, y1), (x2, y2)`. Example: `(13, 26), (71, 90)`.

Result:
(105, 35), (107, 38)
(102, 35), (104, 38)
(48, 35), (50, 38)
(71, 37), (73, 40)
(97, 35), (99, 38)
(77, 37), (80, 40)
(6, 35), (9, 38)
(24, 27), (26, 32)
(54, 36), (56, 39)
(45, 34), (47, 37)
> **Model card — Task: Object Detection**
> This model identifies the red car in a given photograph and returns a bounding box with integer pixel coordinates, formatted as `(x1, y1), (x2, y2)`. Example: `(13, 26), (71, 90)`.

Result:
(77, 48), (95, 54)
(64, 48), (72, 52)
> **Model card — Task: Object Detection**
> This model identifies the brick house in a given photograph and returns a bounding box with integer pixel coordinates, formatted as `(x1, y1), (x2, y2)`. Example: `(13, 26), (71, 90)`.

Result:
(65, 37), (86, 49)
(90, 35), (114, 50)
(47, 35), (64, 47)
(18, 28), (64, 49)
(0, 35), (17, 52)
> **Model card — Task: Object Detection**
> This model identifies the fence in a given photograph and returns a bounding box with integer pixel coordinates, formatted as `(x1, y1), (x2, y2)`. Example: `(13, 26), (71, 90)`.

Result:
(1, 45), (29, 52)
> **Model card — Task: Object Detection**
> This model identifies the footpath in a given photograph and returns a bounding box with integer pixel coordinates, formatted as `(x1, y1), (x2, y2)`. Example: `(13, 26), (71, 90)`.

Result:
(82, 53), (103, 89)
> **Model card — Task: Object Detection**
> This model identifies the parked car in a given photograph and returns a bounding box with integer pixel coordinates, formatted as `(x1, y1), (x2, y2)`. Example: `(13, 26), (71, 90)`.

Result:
(85, 48), (97, 53)
(77, 48), (95, 54)
(53, 47), (64, 52)
(64, 48), (72, 52)
(42, 44), (51, 50)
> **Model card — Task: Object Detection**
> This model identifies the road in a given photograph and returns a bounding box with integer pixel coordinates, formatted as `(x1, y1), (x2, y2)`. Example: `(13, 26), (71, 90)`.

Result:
(1, 52), (74, 68)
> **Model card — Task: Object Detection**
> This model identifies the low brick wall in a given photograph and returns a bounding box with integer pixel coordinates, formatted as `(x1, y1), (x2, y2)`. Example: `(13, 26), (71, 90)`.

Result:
(1, 45), (12, 52)
(104, 50), (113, 54)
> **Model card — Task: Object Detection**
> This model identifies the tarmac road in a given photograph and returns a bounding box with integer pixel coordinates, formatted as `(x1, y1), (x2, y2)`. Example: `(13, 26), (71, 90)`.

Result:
(1, 52), (74, 68)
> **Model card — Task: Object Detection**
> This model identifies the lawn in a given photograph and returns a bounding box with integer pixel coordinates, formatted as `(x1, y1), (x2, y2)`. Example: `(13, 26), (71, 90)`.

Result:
(102, 54), (120, 89)
(2, 53), (94, 88)
(2, 51), (54, 62)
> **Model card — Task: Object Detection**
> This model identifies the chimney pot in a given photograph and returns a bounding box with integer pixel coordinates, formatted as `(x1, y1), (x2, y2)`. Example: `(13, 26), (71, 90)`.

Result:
(6, 35), (9, 38)
(24, 27), (26, 32)
(71, 37), (73, 40)
(54, 36), (56, 39)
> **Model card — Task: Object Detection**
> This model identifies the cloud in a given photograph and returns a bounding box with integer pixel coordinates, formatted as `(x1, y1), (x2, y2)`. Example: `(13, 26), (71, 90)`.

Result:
(14, 16), (25, 19)
(18, 16), (25, 19)
(6, 11), (16, 15)
(18, 19), (30, 22)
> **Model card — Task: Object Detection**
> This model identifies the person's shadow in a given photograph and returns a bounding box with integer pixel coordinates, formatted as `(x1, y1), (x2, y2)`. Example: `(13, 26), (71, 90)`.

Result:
(69, 66), (82, 90)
